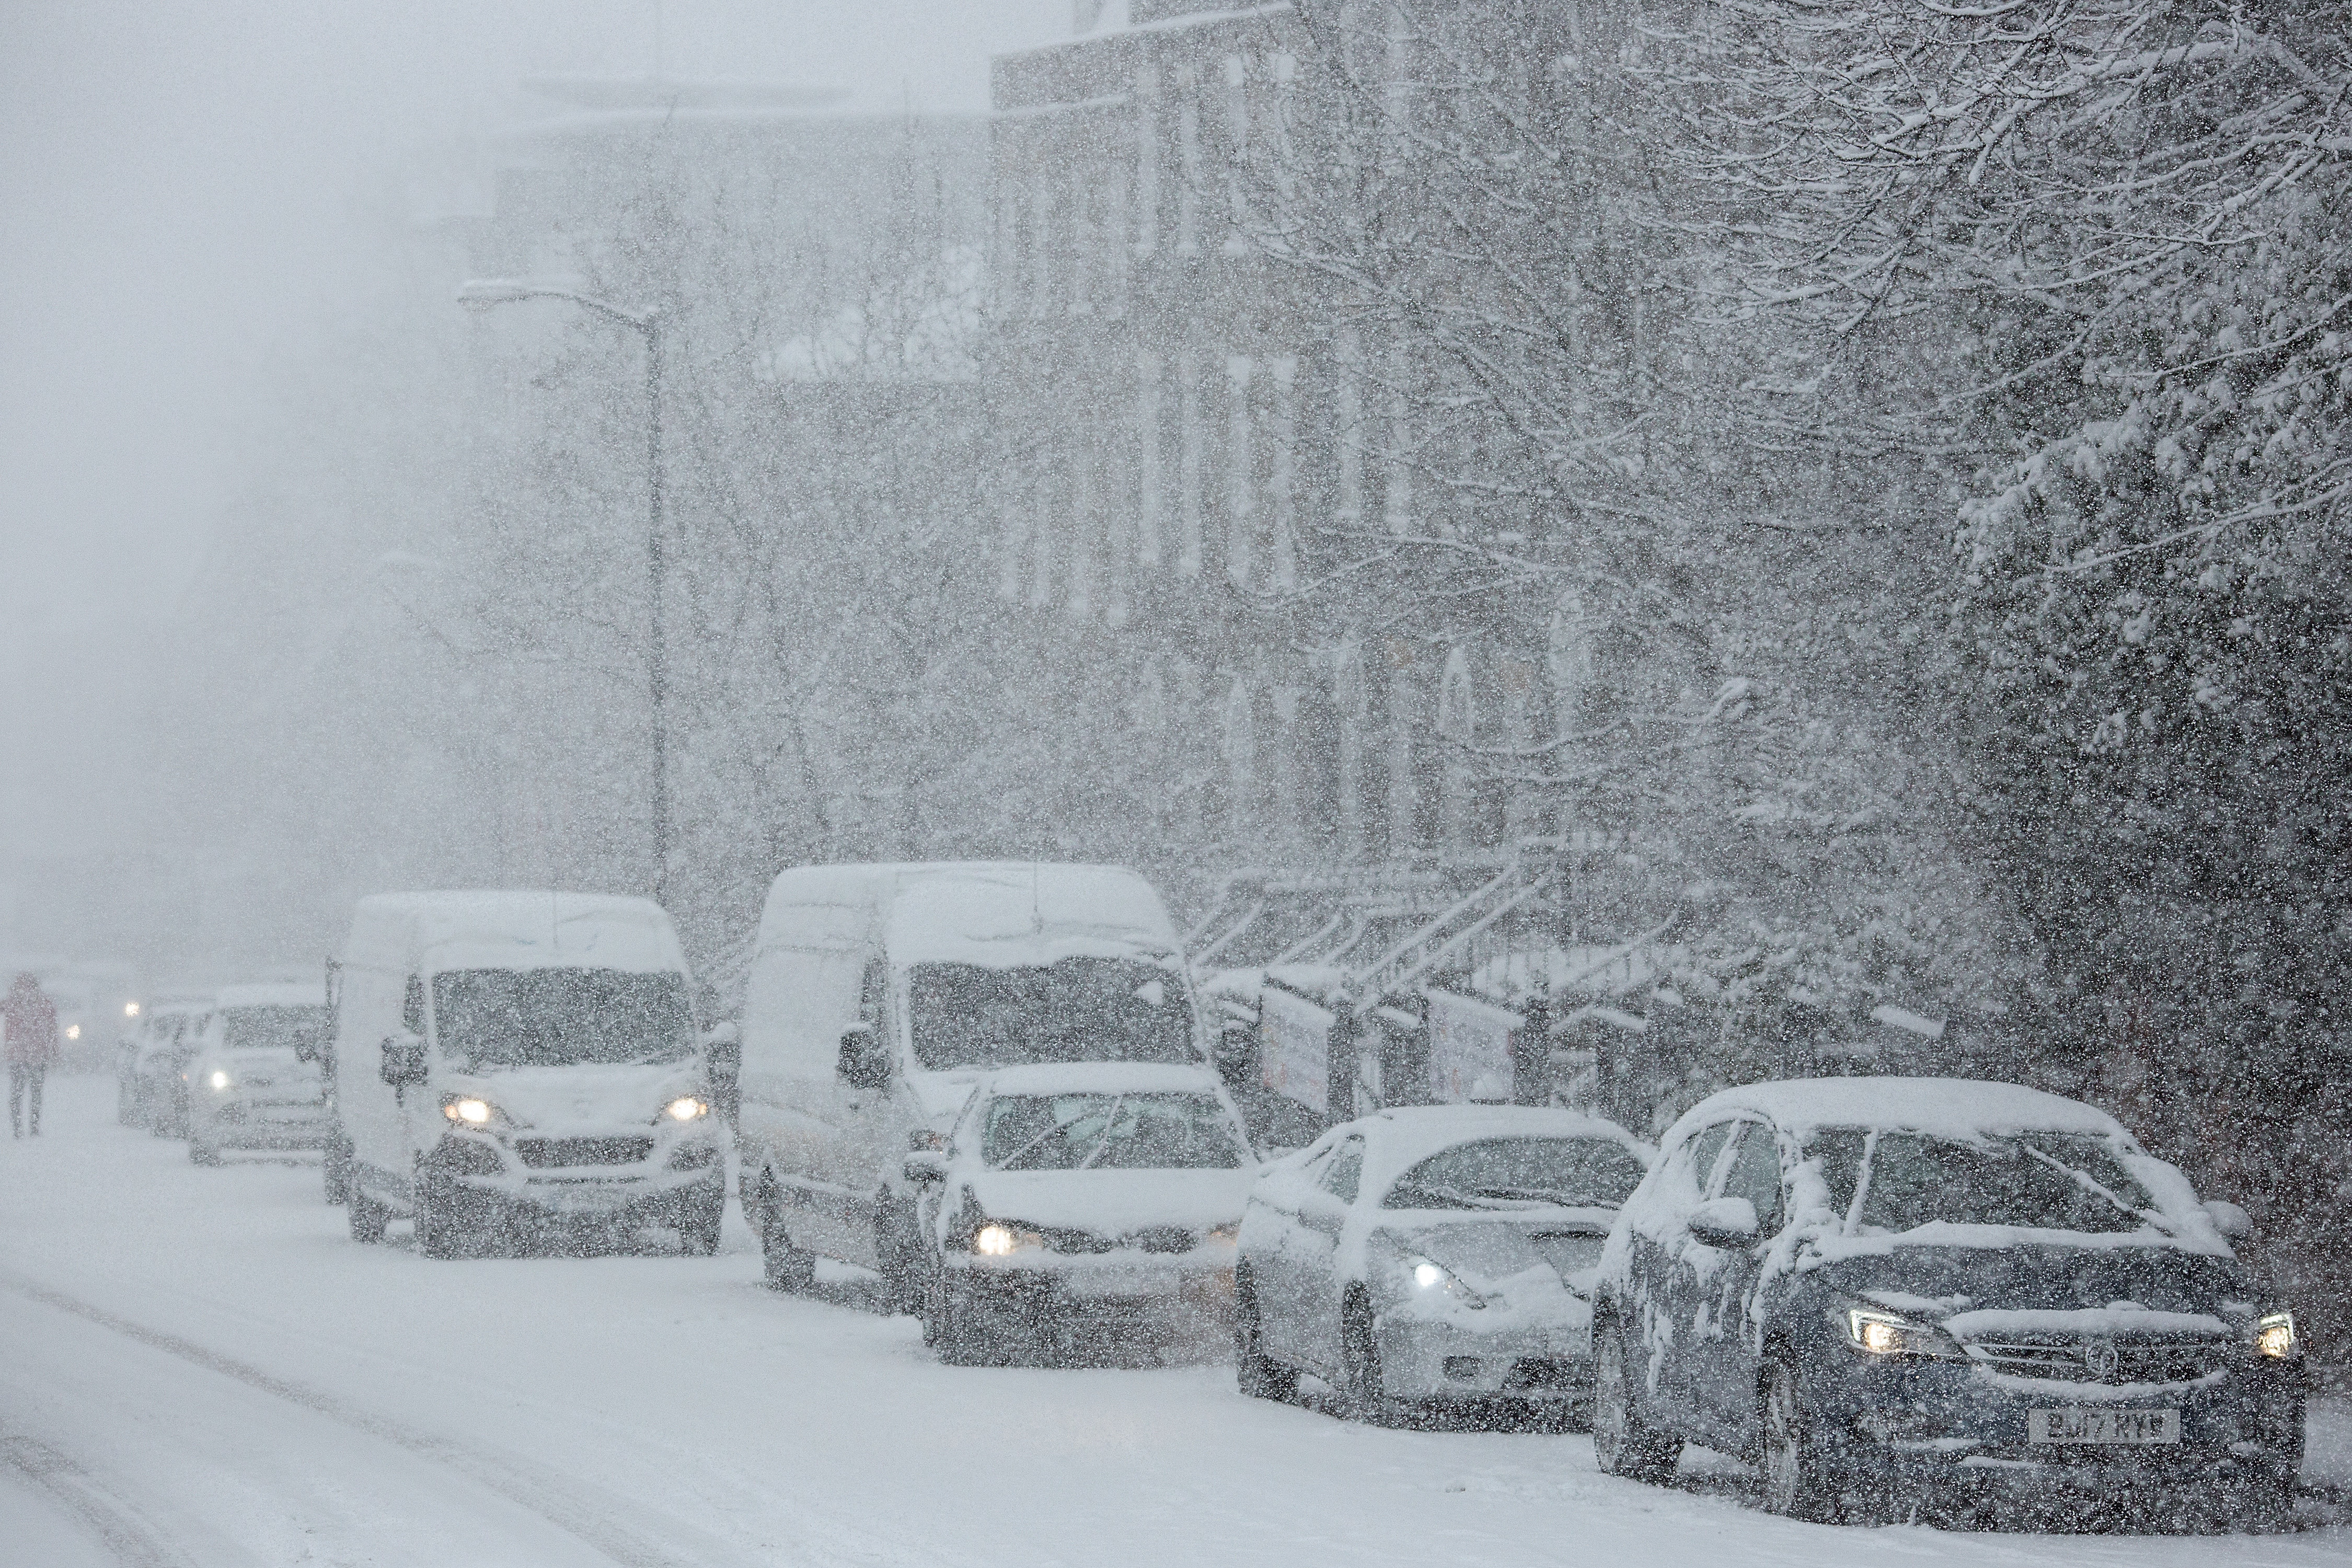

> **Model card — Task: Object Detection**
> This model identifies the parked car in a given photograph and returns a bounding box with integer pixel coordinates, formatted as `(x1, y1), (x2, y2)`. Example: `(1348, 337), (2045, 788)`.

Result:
(907, 1062), (1255, 1364)
(184, 983), (330, 1165)
(1234, 1105), (1654, 1425)
(333, 891), (730, 1258)
(128, 1002), (210, 1135)
(736, 862), (1210, 1307)
(1591, 1077), (2305, 1528)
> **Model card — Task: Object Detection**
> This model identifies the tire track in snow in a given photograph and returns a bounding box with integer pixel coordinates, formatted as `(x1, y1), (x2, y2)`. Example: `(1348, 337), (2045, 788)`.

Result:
(2, 1276), (771, 1568)
(0, 1424), (195, 1568)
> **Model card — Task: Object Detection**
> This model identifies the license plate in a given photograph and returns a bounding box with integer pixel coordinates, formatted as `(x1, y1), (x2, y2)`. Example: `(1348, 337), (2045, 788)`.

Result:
(2029, 1408), (2180, 1445)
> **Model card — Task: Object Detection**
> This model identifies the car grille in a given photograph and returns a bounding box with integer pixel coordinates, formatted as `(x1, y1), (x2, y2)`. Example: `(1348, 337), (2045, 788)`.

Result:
(1963, 1337), (2229, 1385)
(1131, 1226), (1196, 1254)
(1504, 1357), (1592, 1393)
(514, 1136), (653, 1169)
(1023, 1224), (1202, 1255)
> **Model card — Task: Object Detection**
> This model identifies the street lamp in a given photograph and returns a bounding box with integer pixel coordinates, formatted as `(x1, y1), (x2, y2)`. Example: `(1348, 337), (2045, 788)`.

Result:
(458, 278), (672, 909)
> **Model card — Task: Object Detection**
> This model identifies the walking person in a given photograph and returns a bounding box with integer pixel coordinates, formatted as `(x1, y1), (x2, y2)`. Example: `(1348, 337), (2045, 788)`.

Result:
(5, 972), (61, 1137)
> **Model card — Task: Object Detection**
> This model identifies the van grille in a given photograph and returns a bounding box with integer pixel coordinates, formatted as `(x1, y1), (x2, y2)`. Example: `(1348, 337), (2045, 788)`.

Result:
(515, 1136), (653, 1169)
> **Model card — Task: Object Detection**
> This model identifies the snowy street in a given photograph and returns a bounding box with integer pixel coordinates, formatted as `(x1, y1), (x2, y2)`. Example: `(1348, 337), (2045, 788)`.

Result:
(2, 1076), (2344, 1568)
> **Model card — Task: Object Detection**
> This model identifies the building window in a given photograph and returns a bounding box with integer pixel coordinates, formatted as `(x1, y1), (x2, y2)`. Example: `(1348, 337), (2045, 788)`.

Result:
(1137, 349), (1164, 570)
(1105, 159), (1131, 316)
(1029, 171), (1055, 318)
(1223, 675), (1256, 836)
(1134, 63), (1161, 256)
(1384, 339), (1412, 535)
(1177, 65), (1201, 256)
(1226, 354), (1255, 587)
(1224, 52), (1250, 252)
(1336, 325), (1364, 525)
(1070, 171), (1094, 319)
(1178, 341), (1204, 577)
(1268, 354), (1297, 591)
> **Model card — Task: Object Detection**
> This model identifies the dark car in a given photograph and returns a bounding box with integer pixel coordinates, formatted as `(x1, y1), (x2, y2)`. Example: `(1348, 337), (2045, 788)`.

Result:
(1592, 1078), (2304, 1529)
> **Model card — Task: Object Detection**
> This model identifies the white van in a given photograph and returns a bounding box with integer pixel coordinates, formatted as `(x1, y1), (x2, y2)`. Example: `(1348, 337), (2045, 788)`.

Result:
(184, 982), (330, 1165)
(332, 891), (727, 1259)
(735, 862), (1207, 1304)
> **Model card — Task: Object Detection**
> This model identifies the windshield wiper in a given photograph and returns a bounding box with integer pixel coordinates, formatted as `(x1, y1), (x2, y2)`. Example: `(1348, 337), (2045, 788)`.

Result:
(2017, 1144), (2165, 1229)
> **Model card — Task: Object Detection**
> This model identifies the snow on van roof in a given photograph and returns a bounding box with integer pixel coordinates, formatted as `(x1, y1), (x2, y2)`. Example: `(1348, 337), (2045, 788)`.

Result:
(214, 983), (325, 1010)
(342, 891), (685, 976)
(977, 1062), (1228, 1098)
(1667, 1077), (2127, 1145)
(861, 864), (1181, 970)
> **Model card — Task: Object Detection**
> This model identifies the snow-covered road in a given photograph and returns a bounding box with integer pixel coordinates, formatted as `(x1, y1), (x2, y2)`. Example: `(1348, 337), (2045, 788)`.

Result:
(3, 1075), (2345, 1568)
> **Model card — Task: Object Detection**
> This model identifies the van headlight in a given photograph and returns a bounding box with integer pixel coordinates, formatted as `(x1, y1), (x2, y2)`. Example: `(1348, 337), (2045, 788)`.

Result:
(1839, 1305), (1962, 1359)
(208, 1069), (232, 1091)
(662, 1096), (709, 1123)
(972, 1223), (1044, 1256)
(2254, 1311), (2298, 1359)
(441, 1095), (501, 1128)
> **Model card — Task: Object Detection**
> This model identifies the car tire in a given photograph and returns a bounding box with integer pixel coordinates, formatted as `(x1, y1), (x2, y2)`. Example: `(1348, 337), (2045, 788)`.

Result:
(678, 1189), (723, 1258)
(1594, 1317), (1683, 1484)
(1233, 1266), (1299, 1402)
(415, 1173), (487, 1260)
(758, 1181), (816, 1293)
(189, 1135), (221, 1166)
(874, 1200), (924, 1317)
(927, 1270), (994, 1366)
(348, 1185), (389, 1244)
(322, 1133), (353, 1206)
(1759, 1359), (1844, 1521)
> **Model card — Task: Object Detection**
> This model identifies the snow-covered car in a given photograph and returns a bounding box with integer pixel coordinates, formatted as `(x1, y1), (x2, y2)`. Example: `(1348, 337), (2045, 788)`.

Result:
(183, 983), (331, 1165)
(129, 1002), (209, 1135)
(333, 892), (731, 1258)
(1592, 1077), (2305, 1528)
(906, 1063), (1256, 1364)
(1233, 1105), (1654, 1423)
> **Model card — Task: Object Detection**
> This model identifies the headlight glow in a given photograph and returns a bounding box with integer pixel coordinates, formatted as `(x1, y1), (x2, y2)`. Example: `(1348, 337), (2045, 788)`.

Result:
(125, 1002), (141, 1018)
(664, 1096), (708, 1123)
(208, 1069), (231, 1091)
(1840, 1306), (1959, 1359)
(971, 1223), (1045, 1256)
(1403, 1254), (1486, 1309)
(2255, 1311), (2297, 1359)
(443, 1097), (494, 1126)
(1204, 1223), (1239, 1244)
(66, 1024), (81, 1041)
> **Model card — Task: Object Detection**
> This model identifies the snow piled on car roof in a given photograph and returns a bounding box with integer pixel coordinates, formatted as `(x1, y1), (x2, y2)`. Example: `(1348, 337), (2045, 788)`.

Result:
(1667, 1076), (2127, 1142)
(976, 1062), (1228, 1098)
(213, 982), (325, 1010)
(1308, 1103), (1654, 1207)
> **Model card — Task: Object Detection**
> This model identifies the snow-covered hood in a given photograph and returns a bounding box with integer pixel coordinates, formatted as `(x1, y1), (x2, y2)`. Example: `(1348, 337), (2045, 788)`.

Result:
(440, 1062), (705, 1135)
(1387, 1211), (1614, 1313)
(964, 1167), (1251, 1238)
(906, 1070), (984, 1128)
(1821, 1243), (2253, 1324)
(206, 1048), (321, 1093)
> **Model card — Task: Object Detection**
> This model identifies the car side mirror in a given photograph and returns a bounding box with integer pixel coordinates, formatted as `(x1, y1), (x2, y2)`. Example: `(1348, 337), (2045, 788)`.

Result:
(903, 1151), (947, 1186)
(378, 1033), (428, 1089)
(293, 1039), (319, 1064)
(701, 1023), (740, 1082)
(1688, 1195), (1760, 1249)
(837, 1024), (889, 1091)
(2204, 1200), (2253, 1240)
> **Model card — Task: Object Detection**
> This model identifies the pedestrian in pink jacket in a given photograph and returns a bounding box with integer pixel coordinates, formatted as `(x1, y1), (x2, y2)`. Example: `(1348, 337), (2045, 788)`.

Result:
(4, 972), (60, 1137)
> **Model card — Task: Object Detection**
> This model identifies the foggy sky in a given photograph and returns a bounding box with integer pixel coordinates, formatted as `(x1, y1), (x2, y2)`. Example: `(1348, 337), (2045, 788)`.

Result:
(0, 0), (1062, 863)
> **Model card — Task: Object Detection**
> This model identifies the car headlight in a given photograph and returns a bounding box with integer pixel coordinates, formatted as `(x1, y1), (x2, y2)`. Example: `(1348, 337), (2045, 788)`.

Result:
(971, 1222), (1045, 1257)
(1204, 1223), (1239, 1245)
(207, 1069), (232, 1091)
(441, 1095), (500, 1128)
(1403, 1254), (1488, 1310)
(662, 1096), (709, 1123)
(2254, 1311), (2298, 1359)
(1839, 1305), (1961, 1359)
(65, 1024), (80, 1041)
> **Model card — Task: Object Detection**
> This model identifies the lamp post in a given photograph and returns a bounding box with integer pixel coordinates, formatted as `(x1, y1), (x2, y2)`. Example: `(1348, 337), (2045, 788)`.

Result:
(457, 279), (671, 909)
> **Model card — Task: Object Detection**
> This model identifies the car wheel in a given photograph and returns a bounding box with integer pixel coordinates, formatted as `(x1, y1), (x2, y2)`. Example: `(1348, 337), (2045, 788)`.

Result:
(347, 1185), (389, 1244)
(678, 1189), (723, 1258)
(1759, 1359), (1843, 1521)
(415, 1173), (492, 1260)
(1233, 1265), (1299, 1402)
(1594, 1318), (1682, 1484)
(927, 1270), (993, 1366)
(322, 1133), (352, 1206)
(758, 1179), (816, 1292)
(189, 1135), (220, 1166)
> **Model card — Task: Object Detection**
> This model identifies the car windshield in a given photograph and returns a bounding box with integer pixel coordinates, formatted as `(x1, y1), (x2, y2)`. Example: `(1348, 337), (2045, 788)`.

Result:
(221, 1005), (327, 1055)
(431, 968), (694, 1070)
(906, 957), (1196, 1072)
(979, 1091), (1246, 1171)
(1384, 1136), (1646, 1210)
(1807, 1128), (2162, 1236)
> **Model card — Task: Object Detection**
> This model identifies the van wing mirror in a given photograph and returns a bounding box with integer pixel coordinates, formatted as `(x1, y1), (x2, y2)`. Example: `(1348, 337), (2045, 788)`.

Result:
(1687, 1195), (1760, 1249)
(2204, 1200), (2253, 1240)
(903, 1151), (947, 1186)
(837, 1024), (889, 1091)
(379, 1034), (428, 1089)
(701, 1022), (741, 1081)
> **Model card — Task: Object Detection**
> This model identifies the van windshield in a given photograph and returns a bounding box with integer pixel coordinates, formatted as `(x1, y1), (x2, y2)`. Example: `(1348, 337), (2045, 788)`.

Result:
(906, 958), (1195, 1072)
(432, 969), (694, 1070)
(221, 1005), (328, 1056)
